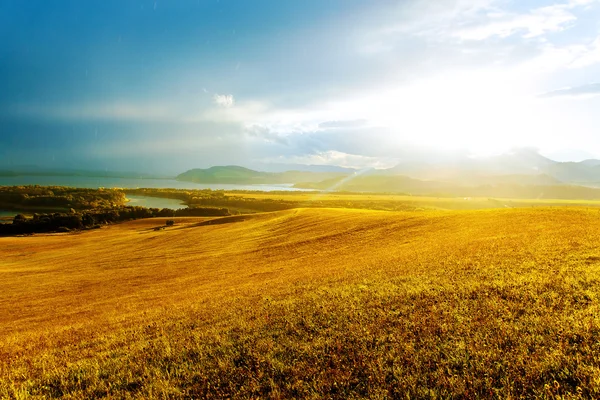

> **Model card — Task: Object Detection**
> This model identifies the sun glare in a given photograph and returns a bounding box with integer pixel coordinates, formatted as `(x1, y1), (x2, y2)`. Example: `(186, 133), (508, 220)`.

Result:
(344, 69), (543, 154)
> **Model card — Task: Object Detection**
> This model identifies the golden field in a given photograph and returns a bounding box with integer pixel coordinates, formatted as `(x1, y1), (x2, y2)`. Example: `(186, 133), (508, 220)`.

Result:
(3, 206), (600, 398)
(224, 191), (600, 211)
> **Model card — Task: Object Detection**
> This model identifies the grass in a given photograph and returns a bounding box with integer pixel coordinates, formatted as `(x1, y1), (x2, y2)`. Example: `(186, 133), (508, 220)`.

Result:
(225, 191), (600, 211)
(2, 207), (600, 398)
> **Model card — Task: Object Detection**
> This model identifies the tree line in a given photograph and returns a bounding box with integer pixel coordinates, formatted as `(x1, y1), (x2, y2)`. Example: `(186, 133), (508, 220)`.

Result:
(0, 206), (230, 236)
(0, 186), (127, 211)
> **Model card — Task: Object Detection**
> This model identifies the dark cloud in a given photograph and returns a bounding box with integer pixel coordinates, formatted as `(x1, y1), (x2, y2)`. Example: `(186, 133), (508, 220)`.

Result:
(539, 83), (600, 98)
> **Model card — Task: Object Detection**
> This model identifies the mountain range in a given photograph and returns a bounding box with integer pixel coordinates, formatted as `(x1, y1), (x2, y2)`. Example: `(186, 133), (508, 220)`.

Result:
(6, 149), (600, 197)
(176, 166), (348, 185)
(376, 148), (600, 184)
(175, 149), (600, 189)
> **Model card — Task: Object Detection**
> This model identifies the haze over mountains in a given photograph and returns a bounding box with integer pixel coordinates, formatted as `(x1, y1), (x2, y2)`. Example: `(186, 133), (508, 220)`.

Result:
(4, 149), (600, 195)
(176, 149), (600, 187)
(381, 148), (600, 184)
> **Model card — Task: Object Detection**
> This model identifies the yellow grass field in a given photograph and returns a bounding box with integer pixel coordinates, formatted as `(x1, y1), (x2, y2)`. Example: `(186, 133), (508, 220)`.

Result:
(3, 207), (600, 398)
(226, 190), (600, 211)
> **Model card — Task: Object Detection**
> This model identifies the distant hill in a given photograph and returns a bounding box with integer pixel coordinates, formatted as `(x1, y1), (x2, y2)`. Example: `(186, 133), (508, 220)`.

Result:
(383, 148), (600, 184)
(177, 166), (268, 184)
(449, 173), (562, 187)
(10, 148), (600, 190)
(250, 163), (357, 173)
(579, 159), (600, 168)
(294, 174), (600, 199)
(176, 154), (600, 198)
(295, 175), (450, 194)
(176, 166), (350, 185)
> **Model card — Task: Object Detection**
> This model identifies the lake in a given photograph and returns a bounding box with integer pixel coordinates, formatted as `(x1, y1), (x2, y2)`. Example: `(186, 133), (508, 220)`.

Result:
(0, 176), (308, 191)
(0, 176), (312, 219)
(0, 195), (187, 220)
(126, 195), (187, 210)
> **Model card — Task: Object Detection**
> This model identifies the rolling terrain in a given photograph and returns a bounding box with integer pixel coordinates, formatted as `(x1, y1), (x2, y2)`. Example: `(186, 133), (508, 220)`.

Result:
(2, 207), (600, 398)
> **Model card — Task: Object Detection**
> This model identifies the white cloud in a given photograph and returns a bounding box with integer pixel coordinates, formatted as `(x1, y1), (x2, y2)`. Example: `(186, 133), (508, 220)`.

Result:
(365, 0), (598, 50)
(213, 94), (235, 108)
(192, 100), (269, 124)
(319, 119), (368, 129)
(358, 0), (496, 52)
(568, 0), (600, 6)
(245, 124), (289, 145)
(569, 36), (600, 67)
(539, 82), (600, 98)
(263, 150), (398, 170)
(453, 4), (577, 41)
(9, 0), (600, 163)
(517, 35), (600, 73)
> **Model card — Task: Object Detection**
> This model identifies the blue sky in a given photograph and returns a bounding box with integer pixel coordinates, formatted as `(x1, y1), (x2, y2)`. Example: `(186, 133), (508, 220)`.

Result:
(1, 0), (600, 173)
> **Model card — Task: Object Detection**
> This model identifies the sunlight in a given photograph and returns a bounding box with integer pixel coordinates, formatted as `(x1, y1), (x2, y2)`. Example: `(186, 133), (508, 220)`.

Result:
(363, 69), (538, 153)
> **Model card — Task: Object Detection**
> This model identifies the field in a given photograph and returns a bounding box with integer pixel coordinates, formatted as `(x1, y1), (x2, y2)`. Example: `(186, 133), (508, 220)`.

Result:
(3, 206), (600, 398)
(225, 191), (600, 210)
(126, 187), (600, 214)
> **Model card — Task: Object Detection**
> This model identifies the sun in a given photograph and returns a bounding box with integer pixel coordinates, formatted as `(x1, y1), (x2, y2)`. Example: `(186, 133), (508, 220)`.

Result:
(355, 69), (541, 154)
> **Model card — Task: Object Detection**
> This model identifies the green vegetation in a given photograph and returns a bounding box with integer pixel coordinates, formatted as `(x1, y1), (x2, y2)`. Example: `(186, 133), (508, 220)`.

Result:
(0, 186), (127, 212)
(0, 206), (230, 236)
(0, 186), (234, 235)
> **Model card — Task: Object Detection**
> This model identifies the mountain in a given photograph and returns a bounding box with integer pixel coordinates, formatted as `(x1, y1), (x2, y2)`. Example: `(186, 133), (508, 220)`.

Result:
(176, 150), (600, 194)
(383, 148), (600, 184)
(294, 175), (452, 193)
(543, 162), (600, 183)
(578, 159), (600, 168)
(294, 174), (600, 199)
(455, 174), (562, 186)
(177, 166), (268, 183)
(383, 148), (555, 180)
(250, 163), (357, 174)
(176, 166), (350, 185)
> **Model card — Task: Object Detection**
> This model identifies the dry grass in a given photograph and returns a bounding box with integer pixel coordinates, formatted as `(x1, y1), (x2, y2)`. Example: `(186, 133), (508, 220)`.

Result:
(2, 207), (600, 398)
(226, 191), (600, 211)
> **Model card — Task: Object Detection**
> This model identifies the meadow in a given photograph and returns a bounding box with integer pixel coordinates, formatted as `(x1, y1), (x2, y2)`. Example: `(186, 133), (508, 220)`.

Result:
(128, 187), (600, 213)
(2, 205), (600, 398)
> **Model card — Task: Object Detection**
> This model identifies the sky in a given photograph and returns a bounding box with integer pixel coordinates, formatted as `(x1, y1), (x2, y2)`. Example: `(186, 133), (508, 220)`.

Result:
(1, 0), (600, 173)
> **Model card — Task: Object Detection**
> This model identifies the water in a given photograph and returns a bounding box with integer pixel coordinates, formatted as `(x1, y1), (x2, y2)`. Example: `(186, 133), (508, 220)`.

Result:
(0, 210), (18, 220)
(0, 175), (309, 191)
(0, 176), (312, 219)
(0, 176), (313, 218)
(126, 195), (187, 210)
(0, 195), (187, 220)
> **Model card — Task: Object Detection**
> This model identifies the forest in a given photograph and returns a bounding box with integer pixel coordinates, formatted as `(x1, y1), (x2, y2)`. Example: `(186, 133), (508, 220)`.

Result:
(0, 206), (230, 236)
(0, 186), (232, 236)
(0, 186), (127, 211)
